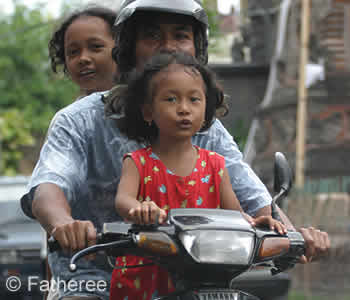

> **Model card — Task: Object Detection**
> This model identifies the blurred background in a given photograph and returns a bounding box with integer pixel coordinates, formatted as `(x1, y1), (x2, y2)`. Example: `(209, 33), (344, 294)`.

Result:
(0, 0), (349, 299)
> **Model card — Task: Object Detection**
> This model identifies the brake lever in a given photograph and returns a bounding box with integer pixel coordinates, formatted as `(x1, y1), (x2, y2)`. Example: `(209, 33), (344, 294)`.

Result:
(271, 256), (300, 275)
(69, 238), (133, 272)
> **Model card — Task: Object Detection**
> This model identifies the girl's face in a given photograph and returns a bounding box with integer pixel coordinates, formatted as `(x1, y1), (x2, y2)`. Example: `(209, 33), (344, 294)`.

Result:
(143, 64), (206, 141)
(64, 16), (117, 96)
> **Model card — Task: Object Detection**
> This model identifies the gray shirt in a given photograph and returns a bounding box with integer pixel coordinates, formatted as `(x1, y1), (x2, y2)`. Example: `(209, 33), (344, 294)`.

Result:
(21, 91), (271, 299)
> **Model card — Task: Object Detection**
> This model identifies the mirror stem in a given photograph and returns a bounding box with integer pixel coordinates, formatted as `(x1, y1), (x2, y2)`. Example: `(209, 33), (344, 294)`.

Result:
(271, 189), (286, 222)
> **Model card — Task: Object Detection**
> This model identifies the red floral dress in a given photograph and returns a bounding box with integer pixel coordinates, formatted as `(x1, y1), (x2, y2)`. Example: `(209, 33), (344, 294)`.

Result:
(110, 146), (225, 300)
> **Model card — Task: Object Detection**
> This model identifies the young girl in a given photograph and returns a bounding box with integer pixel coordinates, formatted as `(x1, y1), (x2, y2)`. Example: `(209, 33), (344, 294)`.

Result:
(44, 7), (118, 300)
(109, 51), (286, 300)
(49, 6), (118, 96)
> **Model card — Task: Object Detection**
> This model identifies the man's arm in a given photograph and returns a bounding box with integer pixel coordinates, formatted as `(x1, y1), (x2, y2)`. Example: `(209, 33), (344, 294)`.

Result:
(23, 108), (96, 254)
(32, 183), (73, 235)
(32, 185), (96, 256)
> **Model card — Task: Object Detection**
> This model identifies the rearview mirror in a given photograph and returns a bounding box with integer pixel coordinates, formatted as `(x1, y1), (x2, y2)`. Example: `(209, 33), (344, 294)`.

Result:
(273, 152), (293, 196)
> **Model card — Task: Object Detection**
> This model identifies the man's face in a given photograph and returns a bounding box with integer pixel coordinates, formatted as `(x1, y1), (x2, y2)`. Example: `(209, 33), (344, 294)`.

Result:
(134, 13), (196, 70)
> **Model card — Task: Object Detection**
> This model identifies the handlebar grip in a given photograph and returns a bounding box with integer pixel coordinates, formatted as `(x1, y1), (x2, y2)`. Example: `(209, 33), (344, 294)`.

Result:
(271, 231), (305, 275)
(47, 233), (103, 253)
(48, 236), (61, 252)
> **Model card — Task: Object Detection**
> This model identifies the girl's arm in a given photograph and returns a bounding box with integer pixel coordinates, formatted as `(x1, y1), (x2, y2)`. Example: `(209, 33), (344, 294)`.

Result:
(115, 157), (166, 224)
(220, 167), (286, 235)
(220, 167), (243, 211)
(115, 157), (141, 220)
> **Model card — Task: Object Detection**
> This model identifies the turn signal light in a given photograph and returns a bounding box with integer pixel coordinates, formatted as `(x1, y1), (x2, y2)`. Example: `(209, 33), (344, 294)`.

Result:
(136, 232), (178, 256)
(258, 237), (290, 259)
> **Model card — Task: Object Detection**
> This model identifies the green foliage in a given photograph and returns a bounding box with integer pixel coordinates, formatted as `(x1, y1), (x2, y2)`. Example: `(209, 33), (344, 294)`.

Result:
(288, 290), (348, 300)
(202, 0), (220, 36)
(202, 0), (222, 53)
(227, 119), (249, 151)
(0, 109), (34, 175)
(0, 1), (79, 174)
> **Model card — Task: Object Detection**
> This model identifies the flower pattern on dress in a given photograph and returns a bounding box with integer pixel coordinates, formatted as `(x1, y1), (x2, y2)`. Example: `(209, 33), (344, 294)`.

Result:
(149, 153), (159, 160)
(112, 146), (225, 300)
(144, 176), (152, 184)
(188, 180), (196, 186)
(140, 156), (146, 165)
(159, 185), (167, 194)
(201, 175), (211, 183)
(134, 277), (141, 289)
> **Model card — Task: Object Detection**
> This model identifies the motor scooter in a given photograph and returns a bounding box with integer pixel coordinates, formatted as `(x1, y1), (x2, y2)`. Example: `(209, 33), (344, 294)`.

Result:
(49, 152), (304, 300)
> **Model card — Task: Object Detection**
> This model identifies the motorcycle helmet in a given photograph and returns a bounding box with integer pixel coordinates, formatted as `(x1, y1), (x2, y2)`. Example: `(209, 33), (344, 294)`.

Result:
(112, 0), (209, 78)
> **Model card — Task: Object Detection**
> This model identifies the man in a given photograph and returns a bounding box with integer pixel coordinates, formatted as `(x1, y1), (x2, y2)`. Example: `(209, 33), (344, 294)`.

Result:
(21, 1), (329, 299)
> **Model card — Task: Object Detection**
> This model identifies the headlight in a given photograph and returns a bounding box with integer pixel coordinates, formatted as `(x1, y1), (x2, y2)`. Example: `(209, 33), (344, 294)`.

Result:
(179, 230), (255, 265)
(0, 250), (18, 264)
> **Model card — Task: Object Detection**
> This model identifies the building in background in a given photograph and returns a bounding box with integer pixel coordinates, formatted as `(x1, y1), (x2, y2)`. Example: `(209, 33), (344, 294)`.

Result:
(243, 1), (350, 297)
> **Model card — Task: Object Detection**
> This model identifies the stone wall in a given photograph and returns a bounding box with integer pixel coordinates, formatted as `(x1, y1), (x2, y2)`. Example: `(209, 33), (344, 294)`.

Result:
(210, 64), (269, 138)
(245, 2), (350, 296)
(286, 192), (350, 299)
(250, 0), (350, 190)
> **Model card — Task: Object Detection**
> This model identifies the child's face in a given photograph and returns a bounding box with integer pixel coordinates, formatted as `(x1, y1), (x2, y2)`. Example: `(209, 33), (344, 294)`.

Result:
(144, 64), (206, 141)
(64, 16), (117, 95)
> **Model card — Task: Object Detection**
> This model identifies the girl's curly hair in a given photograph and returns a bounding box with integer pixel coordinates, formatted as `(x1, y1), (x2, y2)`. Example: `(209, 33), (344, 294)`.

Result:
(105, 51), (228, 144)
(48, 6), (117, 75)
(111, 11), (208, 83)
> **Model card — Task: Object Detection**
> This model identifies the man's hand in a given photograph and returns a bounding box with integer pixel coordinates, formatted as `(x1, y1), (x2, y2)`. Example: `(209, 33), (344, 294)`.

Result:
(51, 220), (97, 257)
(298, 227), (330, 263)
(255, 205), (331, 263)
(33, 183), (97, 257)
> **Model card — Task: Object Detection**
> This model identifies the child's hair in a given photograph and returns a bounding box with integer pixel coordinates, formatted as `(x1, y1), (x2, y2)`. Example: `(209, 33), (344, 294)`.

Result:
(106, 51), (228, 144)
(48, 6), (117, 75)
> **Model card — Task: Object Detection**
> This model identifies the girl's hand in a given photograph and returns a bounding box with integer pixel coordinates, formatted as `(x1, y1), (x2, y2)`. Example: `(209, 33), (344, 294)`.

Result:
(252, 216), (287, 235)
(128, 201), (167, 225)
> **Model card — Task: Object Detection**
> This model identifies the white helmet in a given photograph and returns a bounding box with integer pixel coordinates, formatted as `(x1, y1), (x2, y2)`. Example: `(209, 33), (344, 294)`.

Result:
(112, 0), (209, 77)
